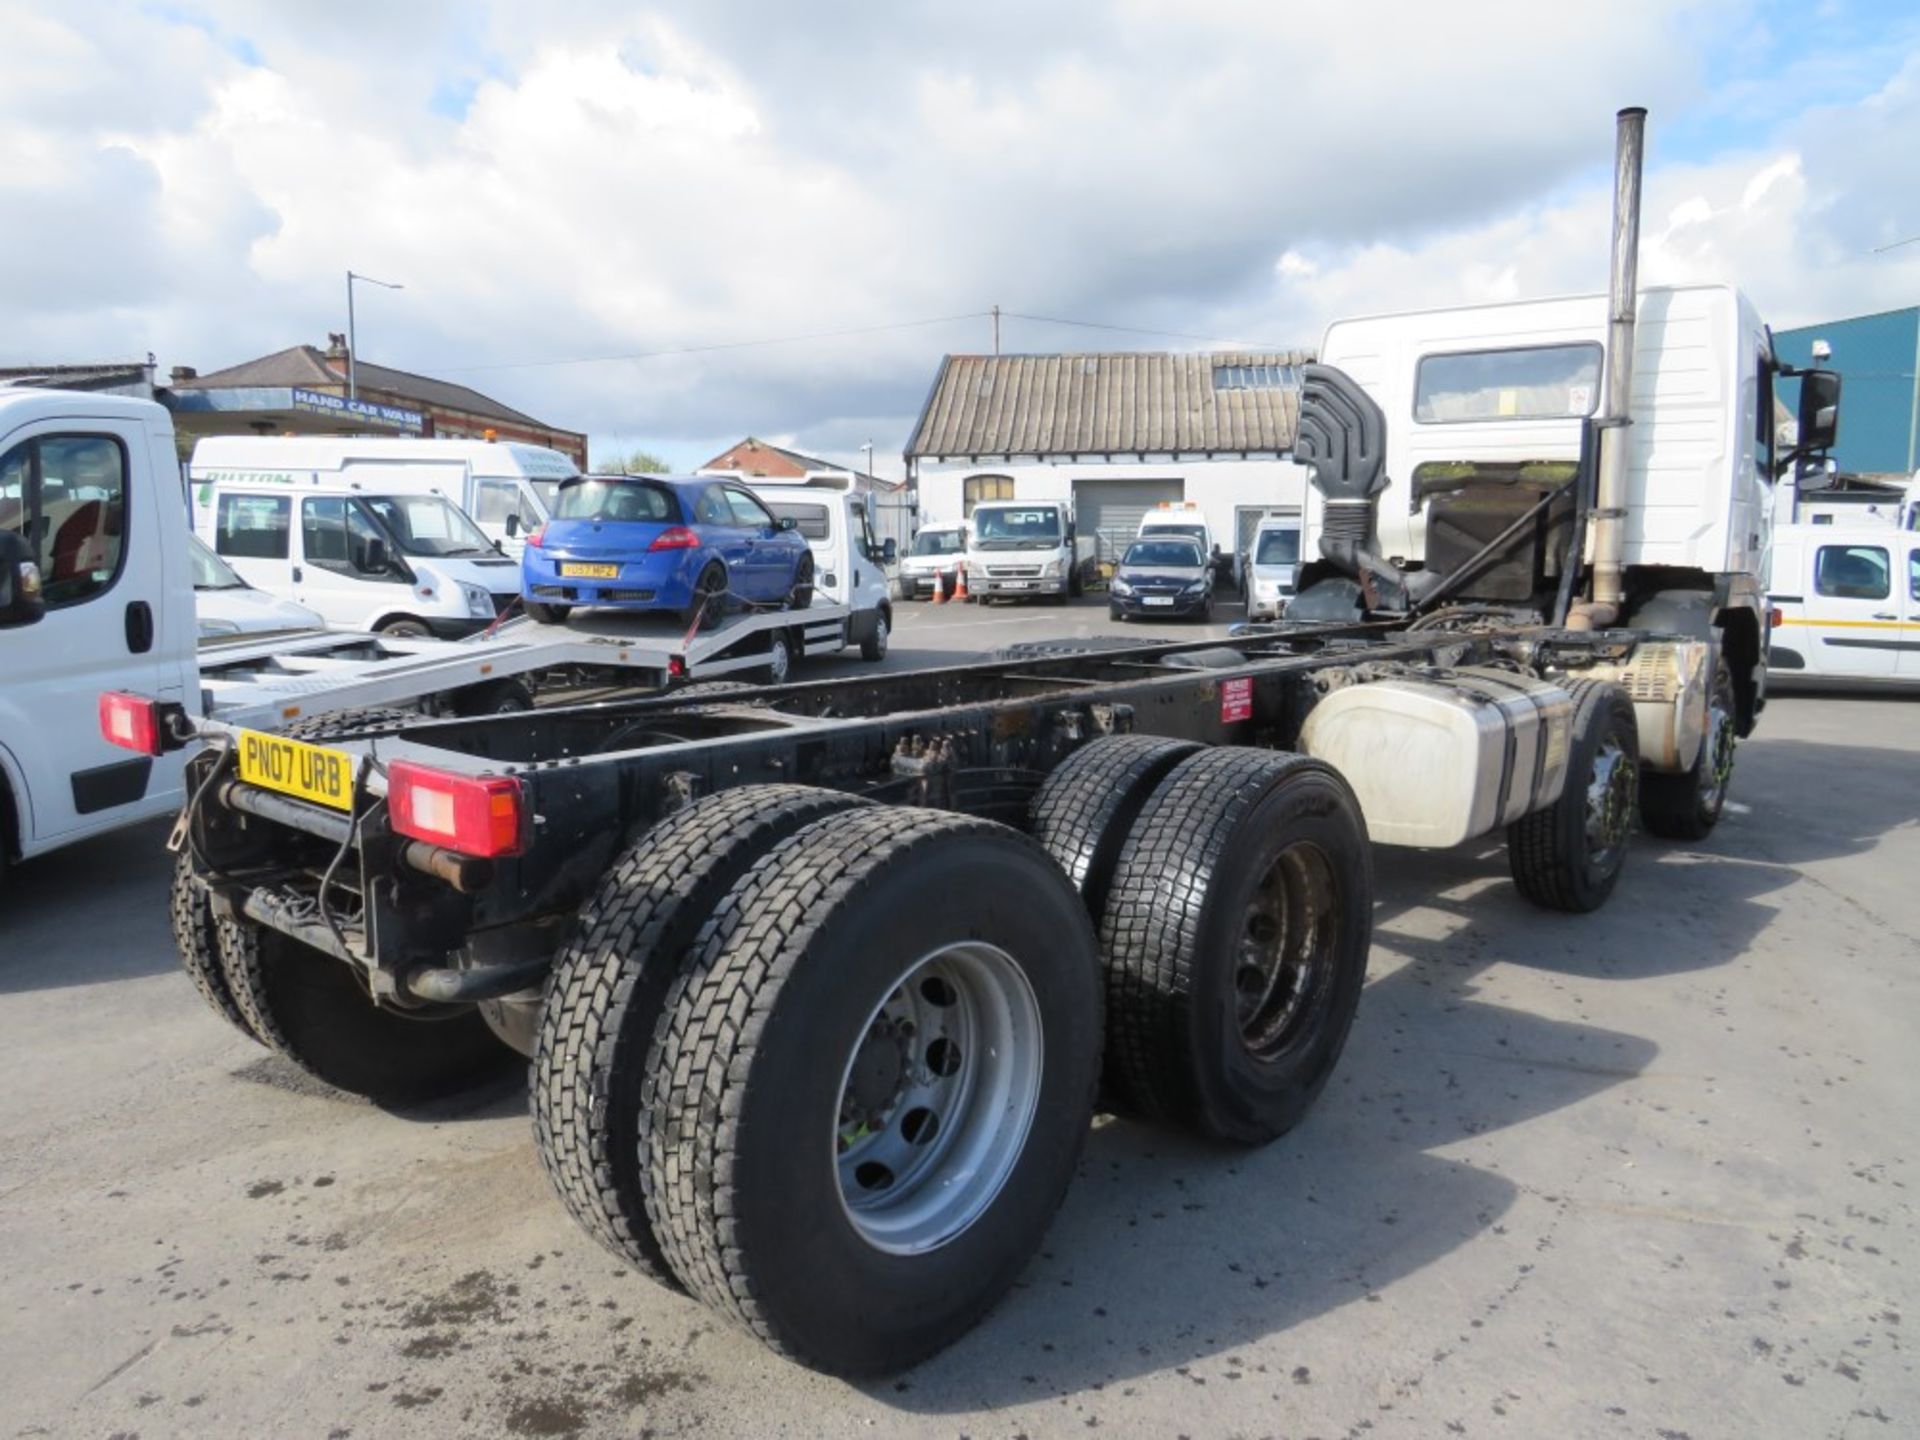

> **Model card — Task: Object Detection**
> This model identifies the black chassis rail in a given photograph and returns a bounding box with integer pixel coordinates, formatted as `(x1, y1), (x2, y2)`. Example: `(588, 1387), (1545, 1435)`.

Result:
(184, 619), (1639, 998)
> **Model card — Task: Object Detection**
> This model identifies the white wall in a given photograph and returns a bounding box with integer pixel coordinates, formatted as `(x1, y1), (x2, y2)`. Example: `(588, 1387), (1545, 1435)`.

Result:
(914, 454), (1309, 554)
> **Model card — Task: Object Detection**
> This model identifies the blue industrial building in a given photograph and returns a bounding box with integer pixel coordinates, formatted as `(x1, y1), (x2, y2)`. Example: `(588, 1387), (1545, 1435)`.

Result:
(1773, 306), (1919, 476)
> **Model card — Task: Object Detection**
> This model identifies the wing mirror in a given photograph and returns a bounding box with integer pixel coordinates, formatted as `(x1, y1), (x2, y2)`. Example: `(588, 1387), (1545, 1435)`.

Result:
(505, 513), (521, 537)
(0, 531), (46, 628)
(362, 535), (394, 575)
(776, 515), (798, 531)
(1796, 369), (1842, 454)
(881, 537), (898, 563)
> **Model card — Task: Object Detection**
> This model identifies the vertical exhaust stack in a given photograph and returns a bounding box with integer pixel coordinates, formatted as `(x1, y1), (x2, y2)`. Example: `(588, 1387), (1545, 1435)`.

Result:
(1571, 105), (1646, 631)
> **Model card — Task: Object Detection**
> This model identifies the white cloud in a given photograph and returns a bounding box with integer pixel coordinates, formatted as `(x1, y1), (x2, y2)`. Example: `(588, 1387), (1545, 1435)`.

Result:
(2, 0), (1916, 467)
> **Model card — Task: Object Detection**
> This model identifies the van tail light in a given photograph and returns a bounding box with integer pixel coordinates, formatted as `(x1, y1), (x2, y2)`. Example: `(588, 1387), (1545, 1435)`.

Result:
(100, 692), (163, 755)
(526, 526), (545, 548)
(648, 526), (701, 551)
(1768, 606), (1783, 630)
(386, 762), (527, 858)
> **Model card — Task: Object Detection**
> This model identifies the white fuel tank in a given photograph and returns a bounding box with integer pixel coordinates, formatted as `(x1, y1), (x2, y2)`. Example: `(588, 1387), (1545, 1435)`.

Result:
(1299, 667), (1574, 848)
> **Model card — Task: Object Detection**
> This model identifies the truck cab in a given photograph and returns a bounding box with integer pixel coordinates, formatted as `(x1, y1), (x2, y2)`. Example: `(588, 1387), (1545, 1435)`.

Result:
(746, 474), (896, 656)
(1299, 283), (1787, 730)
(0, 390), (200, 872)
(964, 499), (1078, 602)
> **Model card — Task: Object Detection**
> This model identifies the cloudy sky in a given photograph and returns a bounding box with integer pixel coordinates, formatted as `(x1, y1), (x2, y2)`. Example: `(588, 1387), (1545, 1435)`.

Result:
(5, 0), (1918, 473)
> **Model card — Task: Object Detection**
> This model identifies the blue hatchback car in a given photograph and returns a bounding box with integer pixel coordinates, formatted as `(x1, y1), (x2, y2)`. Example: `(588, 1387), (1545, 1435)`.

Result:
(521, 475), (814, 628)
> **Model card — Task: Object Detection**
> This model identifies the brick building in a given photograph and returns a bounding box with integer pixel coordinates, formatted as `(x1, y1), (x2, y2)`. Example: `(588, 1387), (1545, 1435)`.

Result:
(165, 335), (586, 466)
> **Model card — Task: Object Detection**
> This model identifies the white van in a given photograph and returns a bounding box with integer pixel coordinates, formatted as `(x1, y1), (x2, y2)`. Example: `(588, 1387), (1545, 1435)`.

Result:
(965, 499), (1080, 602)
(188, 435), (577, 558)
(1137, 502), (1230, 587)
(1242, 515), (1302, 620)
(1768, 521), (1920, 686)
(194, 476), (522, 637)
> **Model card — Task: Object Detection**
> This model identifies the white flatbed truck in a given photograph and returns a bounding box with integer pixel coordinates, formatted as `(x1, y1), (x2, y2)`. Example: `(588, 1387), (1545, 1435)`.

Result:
(0, 384), (879, 886)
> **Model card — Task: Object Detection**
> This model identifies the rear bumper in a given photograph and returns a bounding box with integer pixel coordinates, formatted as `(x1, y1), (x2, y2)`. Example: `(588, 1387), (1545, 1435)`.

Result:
(523, 548), (701, 609)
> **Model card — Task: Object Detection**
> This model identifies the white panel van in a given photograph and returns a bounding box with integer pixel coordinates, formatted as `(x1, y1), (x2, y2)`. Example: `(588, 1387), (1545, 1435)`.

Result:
(188, 435), (577, 558)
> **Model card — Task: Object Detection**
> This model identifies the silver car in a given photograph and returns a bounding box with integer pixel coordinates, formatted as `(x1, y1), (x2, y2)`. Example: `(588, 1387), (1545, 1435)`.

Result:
(1244, 520), (1301, 620)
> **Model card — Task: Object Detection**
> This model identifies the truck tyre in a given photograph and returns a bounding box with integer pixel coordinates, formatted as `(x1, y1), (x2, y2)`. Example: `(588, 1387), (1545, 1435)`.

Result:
(1098, 749), (1372, 1144)
(524, 600), (571, 625)
(451, 678), (535, 716)
(1507, 679), (1639, 912)
(1028, 734), (1201, 918)
(641, 808), (1103, 1375)
(170, 854), (262, 1044)
(1640, 658), (1736, 842)
(859, 606), (889, 661)
(533, 785), (870, 1285)
(213, 920), (514, 1104)
(380, 618), (432, 638)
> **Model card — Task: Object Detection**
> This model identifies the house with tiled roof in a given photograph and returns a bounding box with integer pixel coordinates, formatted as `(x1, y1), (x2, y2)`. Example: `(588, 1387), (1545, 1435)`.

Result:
(165, 335), (586, 466)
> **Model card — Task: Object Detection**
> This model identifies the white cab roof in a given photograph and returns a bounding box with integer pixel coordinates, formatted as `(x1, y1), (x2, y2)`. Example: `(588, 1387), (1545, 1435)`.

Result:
(190, 434), (579, 481)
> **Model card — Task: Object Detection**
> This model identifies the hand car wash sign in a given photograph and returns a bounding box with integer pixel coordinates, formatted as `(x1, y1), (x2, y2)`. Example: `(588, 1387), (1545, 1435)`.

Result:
(290, 387), (425, 433)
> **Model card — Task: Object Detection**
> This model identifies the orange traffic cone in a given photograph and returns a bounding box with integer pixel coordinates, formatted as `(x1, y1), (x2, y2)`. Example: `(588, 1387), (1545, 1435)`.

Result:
(931, 568), (947, 604)
(952, 563), (970, 602)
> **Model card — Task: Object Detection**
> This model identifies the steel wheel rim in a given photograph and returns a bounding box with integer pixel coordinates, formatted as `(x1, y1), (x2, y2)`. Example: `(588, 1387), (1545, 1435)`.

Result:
(1699, 678), (1736, 812)
(1584, 735), (1636, 865)
(833, 942), (1043, 1255)
(768, 636), (790, 683)
(1234, 841), (1339, 1058)
(874, 617), (889, 656)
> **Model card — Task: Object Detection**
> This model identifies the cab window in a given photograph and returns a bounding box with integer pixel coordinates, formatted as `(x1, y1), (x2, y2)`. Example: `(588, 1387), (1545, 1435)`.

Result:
(1813, 545), (1890, 600)
(769, 501), (831, 540)
(472, 479), (521, 525)
(217, 493), (291, 561)
(1908, 548), (1919, 602)
(302, 496), (394, 578)
(1414, 344), (1602, 423)
(0, 433), (129, 608)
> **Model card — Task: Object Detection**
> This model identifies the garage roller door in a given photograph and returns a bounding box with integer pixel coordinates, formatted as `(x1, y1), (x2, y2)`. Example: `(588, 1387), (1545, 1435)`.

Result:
(1073, 479), (1183, 565)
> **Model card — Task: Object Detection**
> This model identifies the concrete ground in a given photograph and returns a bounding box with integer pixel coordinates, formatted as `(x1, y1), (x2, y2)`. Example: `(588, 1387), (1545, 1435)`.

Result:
(1, 596), (1914, 1439)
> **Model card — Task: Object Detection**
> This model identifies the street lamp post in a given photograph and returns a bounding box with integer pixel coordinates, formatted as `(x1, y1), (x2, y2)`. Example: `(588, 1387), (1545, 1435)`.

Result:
(345, 270), (404, 401)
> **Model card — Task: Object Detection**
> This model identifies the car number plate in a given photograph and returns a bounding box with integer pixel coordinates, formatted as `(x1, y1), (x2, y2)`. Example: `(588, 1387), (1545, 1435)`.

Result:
(1001, 581), (1032, 589)
(1144, 596), (1175, 606)
(560, 563), (620, 579)
(234, 729), (357, 812)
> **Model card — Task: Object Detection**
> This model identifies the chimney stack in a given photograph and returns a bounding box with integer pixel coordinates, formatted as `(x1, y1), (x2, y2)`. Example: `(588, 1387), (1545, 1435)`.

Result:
(170, 365), (198, 385)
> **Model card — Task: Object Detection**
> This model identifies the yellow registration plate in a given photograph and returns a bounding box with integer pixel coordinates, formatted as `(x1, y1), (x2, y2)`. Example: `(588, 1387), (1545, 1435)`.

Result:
(234, 729), (357, 812)
(560, 563), (620, 579)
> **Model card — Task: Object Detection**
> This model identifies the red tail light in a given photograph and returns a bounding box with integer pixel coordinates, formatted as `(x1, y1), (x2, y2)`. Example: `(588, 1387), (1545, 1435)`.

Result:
(526, 526), (545, 548)
(386, 762), (527, 858)
(100, 692), (162, 755)
(648, 526), (701, 551)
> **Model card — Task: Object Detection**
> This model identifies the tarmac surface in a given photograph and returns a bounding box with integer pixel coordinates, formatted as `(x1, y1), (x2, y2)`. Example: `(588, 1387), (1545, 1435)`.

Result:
(2, 596), (1914, 1439)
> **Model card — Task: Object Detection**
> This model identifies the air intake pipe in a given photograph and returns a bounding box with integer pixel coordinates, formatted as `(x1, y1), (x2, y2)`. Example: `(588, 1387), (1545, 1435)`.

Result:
(1293, 362), (1440, 613)
(1568, 105), (1646, 631)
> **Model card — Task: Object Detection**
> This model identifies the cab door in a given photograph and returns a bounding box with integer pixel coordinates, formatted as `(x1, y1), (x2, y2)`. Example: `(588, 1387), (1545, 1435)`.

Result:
(295, 495), (410, 630)
(0, 423), (179, 850)
(1803, 540), (1899, 678)
(1900, 544), (1920, 680)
